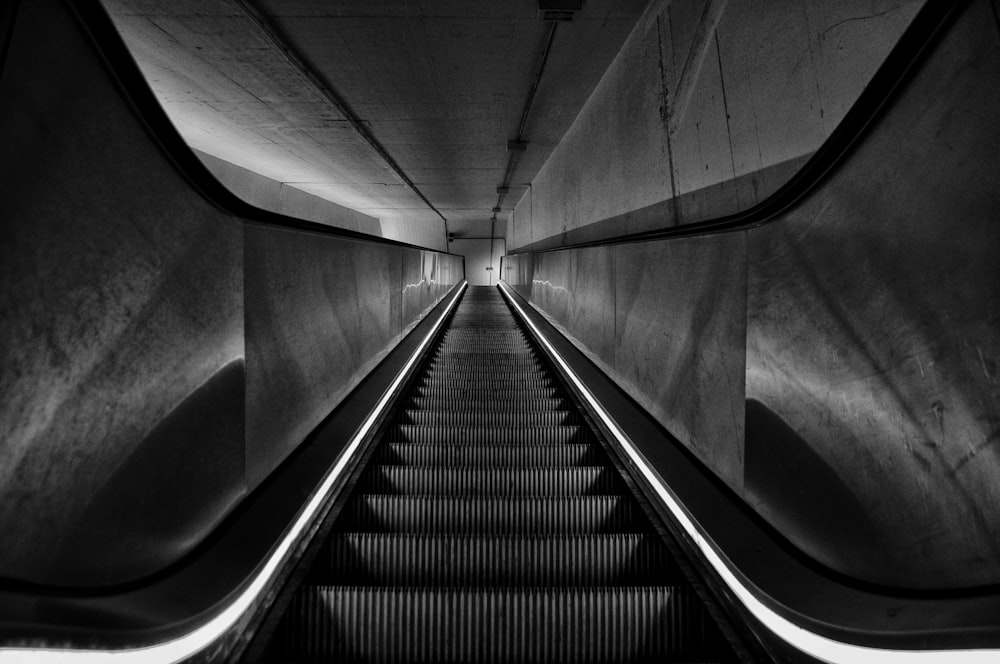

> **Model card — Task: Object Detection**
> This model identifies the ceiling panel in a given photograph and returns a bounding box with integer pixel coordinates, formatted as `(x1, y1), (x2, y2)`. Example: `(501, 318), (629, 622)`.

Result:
(103, 0), (650, 236)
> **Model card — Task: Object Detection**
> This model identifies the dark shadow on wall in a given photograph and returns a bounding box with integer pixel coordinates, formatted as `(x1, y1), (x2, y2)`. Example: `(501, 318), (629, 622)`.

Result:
(743, 398), (892, 580)
(49, 360), (247, 587)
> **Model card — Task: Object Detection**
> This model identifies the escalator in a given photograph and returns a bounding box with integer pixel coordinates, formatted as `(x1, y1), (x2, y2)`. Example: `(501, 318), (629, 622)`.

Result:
(261, 286), (738, 663)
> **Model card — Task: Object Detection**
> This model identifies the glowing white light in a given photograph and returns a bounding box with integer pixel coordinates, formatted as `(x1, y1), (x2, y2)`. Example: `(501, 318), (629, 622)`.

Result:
(498, 280), (998, 664)
(0, 282), (468, 664)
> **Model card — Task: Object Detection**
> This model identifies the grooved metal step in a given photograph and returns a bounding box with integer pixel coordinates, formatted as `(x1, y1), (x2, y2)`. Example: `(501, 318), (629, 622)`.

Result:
(318, 534), (682, 585)
(425, 364), (546, 373)
(400, 409), (578, 427)
(408, 396), (565, 411)
(419, 374), (554, 386)
(430, 352), (538, 362)
(359, 466), (621, 495)
(274, 586), (721, 663)
(413, 386), (561, 399)
(371, 443), (601, 467)
(340, 495), (648, 533)
(263, 285), (735, 663)
(387, 424), (594, 445)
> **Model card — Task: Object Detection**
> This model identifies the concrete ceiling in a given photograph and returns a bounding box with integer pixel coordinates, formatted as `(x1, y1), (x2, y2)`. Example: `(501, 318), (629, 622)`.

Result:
(102, 0), (650, 238)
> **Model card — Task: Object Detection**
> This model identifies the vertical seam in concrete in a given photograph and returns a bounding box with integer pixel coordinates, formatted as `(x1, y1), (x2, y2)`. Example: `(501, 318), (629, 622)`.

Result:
(612, 244), (618, 377)
(740, 227), (749, 487)
(990, 0), (1000, 43)
(656, 13), (682, 227)
(399, 250), (403, 335)
(529, 183), (534, 244)
(242, 216), (251, 483)
(798, 4), (828, 129)
(713, 31), (741, 209)
(231, 0), (448, 232)
(509, 207), (515, 255)
(746, 75), (765, 204)
(0, 0), (20, 82)
(670, 0), (728, 127)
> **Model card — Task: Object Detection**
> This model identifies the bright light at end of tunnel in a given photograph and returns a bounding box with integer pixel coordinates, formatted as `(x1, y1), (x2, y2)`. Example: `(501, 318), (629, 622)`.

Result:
(0, 282), (468, 664)
(497, 280), (1000, 664)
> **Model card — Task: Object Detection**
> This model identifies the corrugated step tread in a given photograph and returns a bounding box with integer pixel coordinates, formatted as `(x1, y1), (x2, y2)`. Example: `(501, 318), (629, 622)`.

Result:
(317, 534), (683, 585)
(263, 285), (735, 664)
(371, 443), (602, 467)
(274, 586), (723, 664)
(400, 409), (579, 427)
(408, 396), (565, 411)
(358, 466), (621, 495)
(387, 424), (595, 445)
(340, 495), (649, 533)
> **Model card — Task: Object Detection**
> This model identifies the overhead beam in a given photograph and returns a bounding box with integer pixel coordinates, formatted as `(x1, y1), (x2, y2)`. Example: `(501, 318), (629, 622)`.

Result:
(493, 21), (559, 216)
(231, 0), (450, 231)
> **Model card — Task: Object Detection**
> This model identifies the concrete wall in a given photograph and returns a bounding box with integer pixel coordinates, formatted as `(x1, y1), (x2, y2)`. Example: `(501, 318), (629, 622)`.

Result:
(246, 235), (461, 486)
(379, 215), (448, 253)
(510, 0), (923, 250)
(450, 238), (504, 286)
(195, 150), (450, 252)
(507, 237), (747, 487)
(0, 0), (461, 587)
(504, 0), (1000, 589)
(195, 150), (383, 237)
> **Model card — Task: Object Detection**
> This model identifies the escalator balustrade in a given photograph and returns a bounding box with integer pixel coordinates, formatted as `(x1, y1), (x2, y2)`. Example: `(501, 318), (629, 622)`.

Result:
(263, 285), (737, 663)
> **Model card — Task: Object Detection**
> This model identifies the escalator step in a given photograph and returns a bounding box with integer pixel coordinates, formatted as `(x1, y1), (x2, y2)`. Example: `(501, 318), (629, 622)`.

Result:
(437, 338), (531, 343)
(372, 443), (600, 467)
(387, 424), (594, 445)
(435, 347), (533, 354)
(317, 534), (681, 585)
(430, 353), (538, 362)
(413, 386), (561, 399)
(340, 495), (648, 533)
(420, 375), (554, 387)
(358, 466), (620, 495)
(262, 286), (738, 664)
(427, 354), (542, 376)
(273, 585), (724, 663)
(426, 364), (544, 374)
(434, 342), (526, 346)
(400, 410), (578, 426)
(408, 396), (565, 411)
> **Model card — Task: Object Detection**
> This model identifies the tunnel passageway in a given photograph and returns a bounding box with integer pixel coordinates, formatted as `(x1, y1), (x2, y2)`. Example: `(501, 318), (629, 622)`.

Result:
(261, 285), (737, 663)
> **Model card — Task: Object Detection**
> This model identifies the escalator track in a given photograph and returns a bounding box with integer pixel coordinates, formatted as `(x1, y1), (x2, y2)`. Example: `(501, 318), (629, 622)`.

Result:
(262, 285), (738, 663)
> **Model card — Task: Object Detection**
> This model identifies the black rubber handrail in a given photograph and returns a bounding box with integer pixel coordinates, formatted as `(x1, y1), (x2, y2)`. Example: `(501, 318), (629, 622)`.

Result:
(507, 0), (960, 255)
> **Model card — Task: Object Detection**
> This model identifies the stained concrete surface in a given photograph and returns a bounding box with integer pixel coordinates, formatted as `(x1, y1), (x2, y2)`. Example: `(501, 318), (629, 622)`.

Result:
(196, 150), (383, 237)
(401, 249), (464, 327)
(245, 239), (462, 488)
(510, 0), (923, 249)
(615, 237), (747, 488)
(244, 230), (400, 488)
(506, 235), (747, 490)
(449, 238), (505, 286)
(505, 0), (1000, 589)
(0, 0), (462, 586)
(0, 0), (245, 585)
(102, 0), (649, 248)
(745, 0), (1000, 587)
